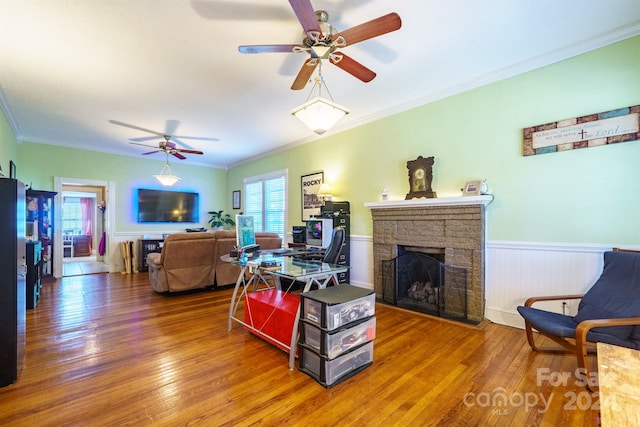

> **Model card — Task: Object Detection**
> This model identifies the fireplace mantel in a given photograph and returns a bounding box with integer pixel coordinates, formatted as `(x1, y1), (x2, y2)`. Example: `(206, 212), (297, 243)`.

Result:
(365, 195), (493, 210)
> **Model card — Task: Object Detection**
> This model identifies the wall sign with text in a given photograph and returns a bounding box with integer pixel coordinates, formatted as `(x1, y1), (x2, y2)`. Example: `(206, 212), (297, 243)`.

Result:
(522, 105), (639, 156)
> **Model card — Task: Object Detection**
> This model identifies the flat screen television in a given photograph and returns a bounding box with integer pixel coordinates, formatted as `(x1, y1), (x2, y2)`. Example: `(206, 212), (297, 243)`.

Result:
(137, 189), (199, 223)
(305, 218), (334, 249)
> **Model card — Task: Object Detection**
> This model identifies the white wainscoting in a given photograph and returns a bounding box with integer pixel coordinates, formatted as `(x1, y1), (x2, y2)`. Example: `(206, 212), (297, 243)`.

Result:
(345, 235), (375, 290)
(110, 233), (633, 330)
(345, 236), (637, 329)
(484, 242), (613, 329)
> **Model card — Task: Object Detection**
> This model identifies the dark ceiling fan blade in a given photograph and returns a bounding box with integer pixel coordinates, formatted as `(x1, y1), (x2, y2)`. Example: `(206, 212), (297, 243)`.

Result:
(172, 152), (187, 160)
(239, 44), (303, 54)
(330, 53), (376, 83)
(142, 150), (161, 156)
(332, 12), (401, 46)
(109, 120), (164, 136)
(291, 59), (318, 90)
(176, 149), (204, 155)
(288, 0), (322, 39)
(166, 136), (193, 150)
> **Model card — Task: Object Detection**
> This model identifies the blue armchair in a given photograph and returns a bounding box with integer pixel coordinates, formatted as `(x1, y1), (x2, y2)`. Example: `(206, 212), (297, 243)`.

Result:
(517, 248), (640, 389)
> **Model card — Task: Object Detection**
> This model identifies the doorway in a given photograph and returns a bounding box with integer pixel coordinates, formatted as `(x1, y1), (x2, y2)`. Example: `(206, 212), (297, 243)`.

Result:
(61, 189), (109, 276)
(54, 177), (116, 278)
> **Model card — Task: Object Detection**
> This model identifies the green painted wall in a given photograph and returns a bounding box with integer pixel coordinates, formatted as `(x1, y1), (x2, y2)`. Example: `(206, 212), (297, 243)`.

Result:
(14, 142), (227, 233)
(2, 36), (639, 243)
(228, 36), (640, 244)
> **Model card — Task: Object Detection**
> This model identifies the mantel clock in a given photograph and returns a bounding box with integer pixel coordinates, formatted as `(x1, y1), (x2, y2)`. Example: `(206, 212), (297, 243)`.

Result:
(406, 156), (436, 200)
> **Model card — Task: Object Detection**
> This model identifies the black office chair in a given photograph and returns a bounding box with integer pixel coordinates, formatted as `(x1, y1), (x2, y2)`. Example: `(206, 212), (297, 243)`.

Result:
(284, 226), (346, 292)
(322, 226), (345, 265)
(300, 226), (345, 264)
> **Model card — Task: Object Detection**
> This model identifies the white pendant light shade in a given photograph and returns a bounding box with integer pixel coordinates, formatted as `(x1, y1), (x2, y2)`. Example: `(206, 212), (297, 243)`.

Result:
(154, 157), (181, 187)
(291, 62), (349, 135)
(291, 97), (349, 135)
(154, 173), (181, 187)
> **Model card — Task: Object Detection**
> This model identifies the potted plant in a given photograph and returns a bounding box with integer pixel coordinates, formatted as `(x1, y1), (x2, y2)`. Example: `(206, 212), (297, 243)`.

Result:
(207, 210), (235, 230)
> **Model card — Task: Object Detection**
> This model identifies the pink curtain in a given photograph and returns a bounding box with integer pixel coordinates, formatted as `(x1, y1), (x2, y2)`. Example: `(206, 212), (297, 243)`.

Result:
(80, 198), (94, 253)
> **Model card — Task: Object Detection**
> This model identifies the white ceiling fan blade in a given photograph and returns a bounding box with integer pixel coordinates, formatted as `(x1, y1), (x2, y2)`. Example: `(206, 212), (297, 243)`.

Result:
(109, 120), (164, 136)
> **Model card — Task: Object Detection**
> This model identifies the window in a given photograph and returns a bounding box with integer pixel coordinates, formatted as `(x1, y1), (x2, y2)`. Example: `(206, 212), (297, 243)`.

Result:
(62, 197), (84, 234)
(244, 169), (287, 242)
(62, 194), (95, 236)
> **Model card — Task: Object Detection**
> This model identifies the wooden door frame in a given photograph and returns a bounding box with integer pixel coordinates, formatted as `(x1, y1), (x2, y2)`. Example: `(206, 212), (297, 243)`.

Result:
(53, 177), (116, 278)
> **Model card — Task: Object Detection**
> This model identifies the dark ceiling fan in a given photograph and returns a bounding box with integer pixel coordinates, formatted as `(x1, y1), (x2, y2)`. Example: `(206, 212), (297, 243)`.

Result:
(238, 0), (401, 90)
(133, 135), (204, 160)
(109, 119), (218, 159)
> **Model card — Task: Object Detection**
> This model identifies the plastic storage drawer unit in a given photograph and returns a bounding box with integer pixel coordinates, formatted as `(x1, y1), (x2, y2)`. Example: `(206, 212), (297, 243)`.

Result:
(299, 341), (374, 388)
(300, 316), (376, 359)
(301, 285), (375, 331)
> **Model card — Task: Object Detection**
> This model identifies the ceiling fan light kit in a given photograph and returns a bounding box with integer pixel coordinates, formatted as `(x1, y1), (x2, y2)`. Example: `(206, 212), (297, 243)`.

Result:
(239, 0), (401, 134)
(154, 155), (181, 187)
(291, 96), (349, 135)
(291, 63), (349, 134)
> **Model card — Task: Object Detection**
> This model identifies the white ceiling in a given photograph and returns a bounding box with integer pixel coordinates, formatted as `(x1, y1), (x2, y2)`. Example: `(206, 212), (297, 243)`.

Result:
(1, 0), (639, 169)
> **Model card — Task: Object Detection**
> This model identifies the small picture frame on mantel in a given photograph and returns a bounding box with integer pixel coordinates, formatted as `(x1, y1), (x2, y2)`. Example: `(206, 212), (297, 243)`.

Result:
(462, 180), (481, 196)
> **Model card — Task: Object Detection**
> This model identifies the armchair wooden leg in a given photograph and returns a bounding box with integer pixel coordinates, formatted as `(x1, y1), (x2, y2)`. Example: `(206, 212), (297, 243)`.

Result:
(576, 330), (598, 392)
(524, 321), (541, 351)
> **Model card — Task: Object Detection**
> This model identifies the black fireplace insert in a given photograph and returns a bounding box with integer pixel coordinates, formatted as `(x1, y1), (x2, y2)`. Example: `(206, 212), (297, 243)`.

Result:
(382, 249), (468, 322)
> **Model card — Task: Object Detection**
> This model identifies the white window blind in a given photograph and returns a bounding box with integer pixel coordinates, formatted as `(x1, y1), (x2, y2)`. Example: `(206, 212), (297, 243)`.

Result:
(243, 170), (287, 242)
(62, 197), (83, 234)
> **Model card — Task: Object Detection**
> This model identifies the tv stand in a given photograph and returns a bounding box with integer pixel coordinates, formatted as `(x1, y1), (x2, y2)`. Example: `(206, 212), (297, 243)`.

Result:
(138, 238), (164, 271)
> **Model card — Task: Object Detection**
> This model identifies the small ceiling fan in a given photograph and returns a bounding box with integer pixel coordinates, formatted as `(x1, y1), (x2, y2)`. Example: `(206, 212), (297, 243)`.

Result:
(132, 135), (203, 160)
(238, 0), (401, 90)
(109, 119), (218, 159)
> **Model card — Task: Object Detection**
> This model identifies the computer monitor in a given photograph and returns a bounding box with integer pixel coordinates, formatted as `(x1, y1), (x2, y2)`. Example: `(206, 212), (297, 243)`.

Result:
(236, 215), (256, 249)
(304, 218), (334, 249)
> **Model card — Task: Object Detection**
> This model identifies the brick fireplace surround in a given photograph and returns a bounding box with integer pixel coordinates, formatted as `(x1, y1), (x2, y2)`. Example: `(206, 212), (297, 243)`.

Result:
(365, 196), (493, 323)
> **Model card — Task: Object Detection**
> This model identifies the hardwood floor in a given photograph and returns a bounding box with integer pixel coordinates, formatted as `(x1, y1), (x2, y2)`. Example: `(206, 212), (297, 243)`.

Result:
(0, 273), (601, 426)
(62, 256), (110, 276)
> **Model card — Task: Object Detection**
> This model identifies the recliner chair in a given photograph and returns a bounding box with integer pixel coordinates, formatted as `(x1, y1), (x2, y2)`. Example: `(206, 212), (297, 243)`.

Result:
(147, 232), (216, 293)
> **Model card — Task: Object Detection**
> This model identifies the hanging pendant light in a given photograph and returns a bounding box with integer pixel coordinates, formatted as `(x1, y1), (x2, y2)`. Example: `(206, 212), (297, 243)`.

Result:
(154, 154), (181, 187)
(291, 62), (349, 135)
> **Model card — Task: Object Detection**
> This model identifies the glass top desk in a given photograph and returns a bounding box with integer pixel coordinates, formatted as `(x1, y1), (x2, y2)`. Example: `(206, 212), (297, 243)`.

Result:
(224, 251), (349, 370)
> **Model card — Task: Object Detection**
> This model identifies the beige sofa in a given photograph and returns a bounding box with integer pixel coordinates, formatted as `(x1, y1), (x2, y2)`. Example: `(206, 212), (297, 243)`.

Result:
(148, 232), (217, 293)
(148, 230), (282, 292)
